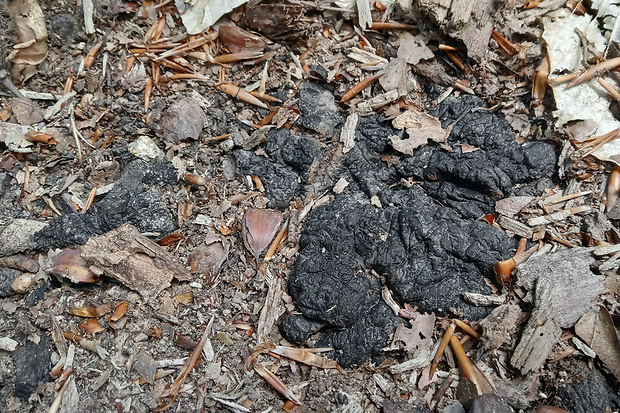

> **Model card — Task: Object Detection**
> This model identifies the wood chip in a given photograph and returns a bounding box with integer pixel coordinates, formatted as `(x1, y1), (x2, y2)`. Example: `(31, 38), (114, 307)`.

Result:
(81, 224), (192, 300)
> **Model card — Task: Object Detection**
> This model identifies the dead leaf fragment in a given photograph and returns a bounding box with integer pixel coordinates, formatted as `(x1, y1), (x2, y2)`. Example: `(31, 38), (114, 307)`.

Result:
(7, 0), (48, 66)
(242, 209), (283, 260)
(390, 313), (436, 356)
(187, 238), (229, 282)
(71, 304), (112, 318)
(575, 307), (620, 381)
(134, 349), (157, 384)
(390, 110), (451, 155)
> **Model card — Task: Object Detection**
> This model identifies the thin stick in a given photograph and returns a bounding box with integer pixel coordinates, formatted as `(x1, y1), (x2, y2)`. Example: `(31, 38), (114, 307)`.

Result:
(48, 373), (73, 413)
(341, 73), (383, 102)
(598, 77), (620, 100)
(81, 185), (98, 213)
(155, 316), (214, 411)
(568, 57), (620, 87)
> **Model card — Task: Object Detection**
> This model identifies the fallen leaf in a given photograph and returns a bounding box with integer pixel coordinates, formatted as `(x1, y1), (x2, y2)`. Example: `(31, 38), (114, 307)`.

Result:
(110, 301), (129, 321)
(7, 0), (48, 66)
(174, 0), (248, 35)
(390, 110), (451, 155)
(79, 318), (105, 335)
(71, 304), (112, 318)
(575, 306), (620, 381)
(390, 313), (436, 356)
(134, 349), (157, 384)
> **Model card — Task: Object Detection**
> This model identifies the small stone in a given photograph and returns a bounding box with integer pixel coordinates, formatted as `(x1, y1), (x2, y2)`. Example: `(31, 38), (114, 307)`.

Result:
(13, 335), (52, 400)
(0, 219), (47, 257)
(0, 337), (18, 351)
(0, 267), (21, 297)
(161, 97), (206, 143)
(128, 136), (164, 161)
(11, 272), (35, 294)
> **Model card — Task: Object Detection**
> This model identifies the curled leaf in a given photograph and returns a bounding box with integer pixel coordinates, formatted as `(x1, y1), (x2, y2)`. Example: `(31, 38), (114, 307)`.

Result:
(7, 0), (48, 65)
(110, 301), (129, 321)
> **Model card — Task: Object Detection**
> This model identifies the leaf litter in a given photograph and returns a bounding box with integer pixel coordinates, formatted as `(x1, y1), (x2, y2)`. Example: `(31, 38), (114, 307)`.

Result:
(0, 0), (619, 412)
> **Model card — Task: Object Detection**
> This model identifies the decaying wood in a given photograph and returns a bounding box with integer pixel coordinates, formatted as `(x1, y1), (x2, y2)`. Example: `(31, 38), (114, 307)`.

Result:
(256, 269), (286, 340)
(515, 248), (604, 328)
(497, 215), (534, 238)
(80, 224), (192, 300)
(511, 278), (562, 374)
(414, 0), (495, 61)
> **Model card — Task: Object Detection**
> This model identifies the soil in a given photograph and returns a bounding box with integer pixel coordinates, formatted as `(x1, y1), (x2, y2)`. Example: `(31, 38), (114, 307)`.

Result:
(0, 1), (619, 413)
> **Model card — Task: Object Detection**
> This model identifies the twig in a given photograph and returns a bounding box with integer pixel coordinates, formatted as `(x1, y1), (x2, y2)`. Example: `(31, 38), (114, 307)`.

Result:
(155, 316), (214, 411)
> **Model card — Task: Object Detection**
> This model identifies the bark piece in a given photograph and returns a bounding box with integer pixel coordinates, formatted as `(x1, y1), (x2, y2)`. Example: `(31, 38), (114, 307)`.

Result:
(515, 248), (603, 328)
(81, 224), (192, 300)
(478, 304), (523, 353)
(511, 278), (563, 374)
(414, 0), (495, 61)
(256, 270), (285, 340)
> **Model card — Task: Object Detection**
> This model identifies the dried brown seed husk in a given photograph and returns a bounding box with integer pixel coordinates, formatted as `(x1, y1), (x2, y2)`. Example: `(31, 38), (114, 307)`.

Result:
(110, 301), (129, 321)
(50, 247), (99, 284)
(79, 318), (105, 335)
(242, 208), (283, 259)
(219, 24), (267, 53)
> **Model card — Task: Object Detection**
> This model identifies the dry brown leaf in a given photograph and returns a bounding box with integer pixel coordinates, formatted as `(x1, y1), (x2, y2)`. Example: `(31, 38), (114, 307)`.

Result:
(575, 307), (620, 381)
(242, 208), (283, 260)
(7, 0), (48, 65)
(71, 304), (111, 318)
(390, 110), (451, 155)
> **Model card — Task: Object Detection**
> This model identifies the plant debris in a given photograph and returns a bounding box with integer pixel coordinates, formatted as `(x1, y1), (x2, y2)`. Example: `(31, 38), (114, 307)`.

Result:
(1, 0), (620, 411)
